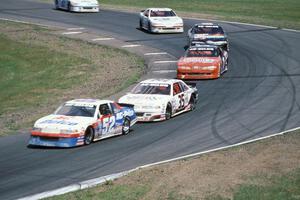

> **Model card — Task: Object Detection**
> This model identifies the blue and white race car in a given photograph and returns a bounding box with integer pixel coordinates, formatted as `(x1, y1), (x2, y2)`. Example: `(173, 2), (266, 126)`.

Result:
(29, 99), (137, 147)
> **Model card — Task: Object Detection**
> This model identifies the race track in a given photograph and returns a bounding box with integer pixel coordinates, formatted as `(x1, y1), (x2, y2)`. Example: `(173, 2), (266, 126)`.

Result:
(0, 0), (300, 199)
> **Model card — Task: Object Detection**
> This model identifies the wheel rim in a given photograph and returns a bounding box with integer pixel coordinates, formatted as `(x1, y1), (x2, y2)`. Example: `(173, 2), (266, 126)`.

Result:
(190, 97), (195, 110)
(84, 128), (93, 145)
(122, 119), (130, 134)
(166, 106), (171, 120)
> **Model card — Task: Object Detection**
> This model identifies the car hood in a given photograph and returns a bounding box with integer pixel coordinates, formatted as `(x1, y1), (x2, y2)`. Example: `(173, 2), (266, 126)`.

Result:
(71, 0), (98, 4)
(178, 57), (220, 65)
(119, 94), (171, 106)
(34, 115), (95, 131)
(150, 17), (182, 24)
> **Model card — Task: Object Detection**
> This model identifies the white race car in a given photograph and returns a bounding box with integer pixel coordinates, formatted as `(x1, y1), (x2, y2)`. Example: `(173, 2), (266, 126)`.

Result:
(119, 79), (198, 122)
(139, 8), (184, 33)
(54, 0), (99, 12)
(29, 99), (137, 147)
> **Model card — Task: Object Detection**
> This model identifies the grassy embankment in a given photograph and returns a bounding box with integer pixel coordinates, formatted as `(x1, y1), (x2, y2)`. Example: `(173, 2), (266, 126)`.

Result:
(100, 0), (300, 30)
(48, 129), (300, 200)
(0, 20), (144, 136)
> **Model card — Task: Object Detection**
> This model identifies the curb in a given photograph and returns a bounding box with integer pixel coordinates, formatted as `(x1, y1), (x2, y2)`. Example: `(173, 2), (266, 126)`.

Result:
(18, 126), (300, 200)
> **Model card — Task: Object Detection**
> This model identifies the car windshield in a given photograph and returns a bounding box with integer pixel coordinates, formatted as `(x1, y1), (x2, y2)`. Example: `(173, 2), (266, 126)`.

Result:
(193, 26), (224, 34)
(131, 83), (171, 95)
(186, 48), (219, 57)
(55, 104), (96, 117)
(150, 10), (176, 17)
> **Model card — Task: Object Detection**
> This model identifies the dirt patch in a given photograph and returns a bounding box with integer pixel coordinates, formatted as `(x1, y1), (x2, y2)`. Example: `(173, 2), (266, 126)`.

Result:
(113, 131), (300, 199)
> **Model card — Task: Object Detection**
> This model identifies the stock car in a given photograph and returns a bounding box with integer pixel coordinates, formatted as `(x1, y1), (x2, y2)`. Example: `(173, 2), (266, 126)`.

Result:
(54, 0), (99, 12)
(28, 99), (137, 147)
(187, 23), (228, 50)
(119, 79), (198, 122)
(177, 44), (229, 79)
(139, 8), (184, 33)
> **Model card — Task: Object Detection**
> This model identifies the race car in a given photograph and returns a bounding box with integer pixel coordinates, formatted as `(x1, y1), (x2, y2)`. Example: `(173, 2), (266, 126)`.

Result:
(139, 8), (184, 33)
(54, 0), (99, 12)
(187, 23), (228, 50)
(28, 99), (137, 147)
(119, 79), (198, 122)
(177, 45), (229, 80)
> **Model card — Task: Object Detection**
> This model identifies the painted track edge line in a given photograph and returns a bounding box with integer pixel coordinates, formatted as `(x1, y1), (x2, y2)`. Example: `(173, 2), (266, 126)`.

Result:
(18, 126), (300, 200)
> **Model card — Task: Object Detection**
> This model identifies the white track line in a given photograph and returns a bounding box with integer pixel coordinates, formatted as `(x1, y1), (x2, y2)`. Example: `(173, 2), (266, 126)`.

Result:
(122, 44), (141, 48)
(92, 37), (114, 41)
(152, 70), (177, 73)
(67, 27), (85, 30)
(61, 31), (82, 35)
(18, 127), (300, 200)
(154, 60), (177, 64)
(144, 52), (168, 56)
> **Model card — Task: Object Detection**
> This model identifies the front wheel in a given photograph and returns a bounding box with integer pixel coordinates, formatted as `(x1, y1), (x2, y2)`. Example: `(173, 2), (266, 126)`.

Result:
(122, 117), (131, 135)
(189, 96), (196, 111)
(84, 127), (94, 145)
(67, 2), (72, 12)
(139, 20), (143, 29)
(55, 0), (59, 9)
(147, 22), (152, 33)
(165, 104), (172, 120)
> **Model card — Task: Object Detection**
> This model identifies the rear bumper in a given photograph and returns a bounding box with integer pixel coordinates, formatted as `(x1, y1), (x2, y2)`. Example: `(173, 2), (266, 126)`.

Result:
(136, 112), (166, 122)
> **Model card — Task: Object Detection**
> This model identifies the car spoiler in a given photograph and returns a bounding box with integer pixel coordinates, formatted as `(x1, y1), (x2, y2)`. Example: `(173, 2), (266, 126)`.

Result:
(118, 103), (134, 109)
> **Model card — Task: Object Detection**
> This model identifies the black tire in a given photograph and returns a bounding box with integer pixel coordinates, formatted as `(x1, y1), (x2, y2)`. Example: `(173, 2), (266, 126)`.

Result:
(165, 104), (172, 120)
(84, 127), (94, 145)
(148, 22), (152, 33)
(189, 95), (196, 111)
(225, 59), (229, 72)
(55, 0), (59, 9)
(67, 2), (71, 12)
(139, 20), (143, 29)
(122, 117), (131, 135)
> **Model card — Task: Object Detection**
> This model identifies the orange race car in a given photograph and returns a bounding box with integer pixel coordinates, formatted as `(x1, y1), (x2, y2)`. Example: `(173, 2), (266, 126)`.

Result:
(177, 45), (228, 80)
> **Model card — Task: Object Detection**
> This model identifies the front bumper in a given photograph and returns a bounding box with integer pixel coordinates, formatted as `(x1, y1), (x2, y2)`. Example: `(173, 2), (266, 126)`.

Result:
(135, 112), (166, 122)
(28, 131), (84, 147)
(151, 26), (183, 33)
(177, 68), (220, 80)
(70, 5), (99, 12)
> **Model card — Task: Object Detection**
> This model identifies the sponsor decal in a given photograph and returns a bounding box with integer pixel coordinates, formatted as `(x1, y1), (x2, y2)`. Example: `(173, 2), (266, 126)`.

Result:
(39, 119), (78, 126)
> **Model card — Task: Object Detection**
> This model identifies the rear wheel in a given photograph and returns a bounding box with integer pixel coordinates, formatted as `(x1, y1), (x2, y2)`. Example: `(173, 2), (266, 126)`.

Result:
(84, 127), (94, 145)
(122, 117), (131, 135)
(165, 104), (172, 120)
(67, 2), (71, 12)
(148, 22), (152, 33)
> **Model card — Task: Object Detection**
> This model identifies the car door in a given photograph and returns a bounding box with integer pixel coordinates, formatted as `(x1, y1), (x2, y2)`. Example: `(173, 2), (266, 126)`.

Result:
(98, 103), (116, 136)
(172, 82), (185, 112)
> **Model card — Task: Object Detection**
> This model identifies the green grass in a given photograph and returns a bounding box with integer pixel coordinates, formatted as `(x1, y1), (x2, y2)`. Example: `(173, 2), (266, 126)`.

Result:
(47, 185), (149, 200)
(0, 34), (89, 115)
(100, 0), (300, 29)
(207, 169), (300, 200)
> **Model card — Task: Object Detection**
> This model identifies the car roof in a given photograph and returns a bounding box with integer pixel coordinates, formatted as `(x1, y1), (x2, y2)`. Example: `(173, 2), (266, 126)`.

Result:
(140, 79), (181, 85)
(65, 99), (113, 106)
(148, 8), (173, 11)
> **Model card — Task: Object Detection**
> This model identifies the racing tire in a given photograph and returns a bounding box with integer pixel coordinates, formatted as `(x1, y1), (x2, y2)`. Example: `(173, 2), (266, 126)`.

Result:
(224, 59), (229, 72)
(84, 127), (94, 145)
(55, 0), (59, 9)
(67, 2), (72, 12)
(122, 117), (131, 135)
(148, 22), (152, 33)
(189, 95), (196, 111)
(139, 20), (143, 30)
(165, 104), (172, 120)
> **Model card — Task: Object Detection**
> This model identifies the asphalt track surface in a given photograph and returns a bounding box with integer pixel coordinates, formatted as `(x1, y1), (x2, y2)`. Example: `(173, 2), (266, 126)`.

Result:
(0, 0), (300, 199)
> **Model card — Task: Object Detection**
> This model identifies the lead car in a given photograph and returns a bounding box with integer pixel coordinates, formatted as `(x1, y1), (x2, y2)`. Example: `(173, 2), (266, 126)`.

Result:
(28, 99), (137, 147)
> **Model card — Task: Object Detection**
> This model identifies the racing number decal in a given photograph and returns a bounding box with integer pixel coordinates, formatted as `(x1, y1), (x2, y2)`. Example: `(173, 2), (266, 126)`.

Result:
(178, 94), (185, 109)
(102, 116), (116, 134)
